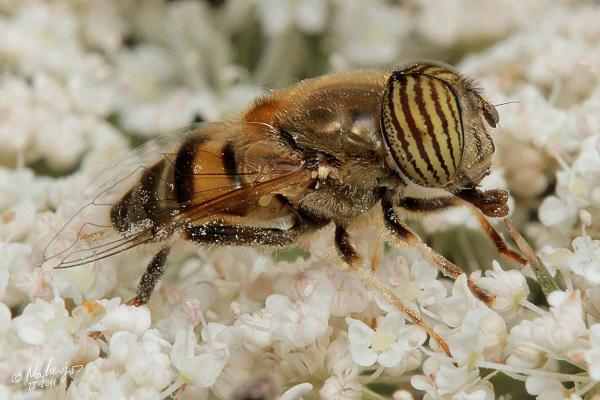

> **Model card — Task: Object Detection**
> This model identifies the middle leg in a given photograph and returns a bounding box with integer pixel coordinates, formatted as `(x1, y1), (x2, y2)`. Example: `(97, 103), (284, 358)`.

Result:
(382, 197), (495, 306)
(334, 225), (451, 356)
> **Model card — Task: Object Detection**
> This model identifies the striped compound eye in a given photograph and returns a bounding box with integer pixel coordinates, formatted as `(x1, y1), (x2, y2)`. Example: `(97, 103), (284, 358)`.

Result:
(380, 70), (464, 187)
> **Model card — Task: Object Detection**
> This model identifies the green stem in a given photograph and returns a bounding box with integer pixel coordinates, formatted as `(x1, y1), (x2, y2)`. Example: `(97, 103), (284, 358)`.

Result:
(505, 219), (559, 297)
(363, 386), (390, 400)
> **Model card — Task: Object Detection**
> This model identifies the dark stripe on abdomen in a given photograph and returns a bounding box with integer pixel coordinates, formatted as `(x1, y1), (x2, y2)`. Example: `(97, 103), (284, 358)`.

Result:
(174, 135), (206, 204)
(222, 142), (241, 187)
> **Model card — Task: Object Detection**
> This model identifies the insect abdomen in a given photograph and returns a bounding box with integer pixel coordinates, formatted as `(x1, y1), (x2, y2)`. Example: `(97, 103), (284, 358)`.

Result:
(110, 160), (171, 234)
(174, 132), (243, 211)
(381, 71), (464, 187)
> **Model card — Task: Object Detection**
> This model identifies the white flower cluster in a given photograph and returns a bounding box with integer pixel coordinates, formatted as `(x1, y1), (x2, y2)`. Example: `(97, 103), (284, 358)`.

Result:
(2, 0), (600, 399)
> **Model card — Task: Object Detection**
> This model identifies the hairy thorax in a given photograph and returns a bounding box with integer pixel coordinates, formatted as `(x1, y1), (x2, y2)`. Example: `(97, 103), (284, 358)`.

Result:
(297, 159), (389, 222)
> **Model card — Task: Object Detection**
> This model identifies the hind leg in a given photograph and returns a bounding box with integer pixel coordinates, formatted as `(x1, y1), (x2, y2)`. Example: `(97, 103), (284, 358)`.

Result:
(127, 225), (303, 306)
(127, 246), (172, 306)
(127, 209), (324, 307)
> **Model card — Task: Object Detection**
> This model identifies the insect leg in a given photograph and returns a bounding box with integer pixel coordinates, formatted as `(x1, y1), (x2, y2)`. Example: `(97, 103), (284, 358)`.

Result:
(397, 195), (526, 266)
(382, 197), (495, 306)
(129, 216), (317, 306)
(186, 224), (303, 247)
(127, 245), (171, 306)
(455, 188), (510, 218)
(185, 205), (330, 247)
(334, 225), (451, 356)
(399, 188), (511, 218)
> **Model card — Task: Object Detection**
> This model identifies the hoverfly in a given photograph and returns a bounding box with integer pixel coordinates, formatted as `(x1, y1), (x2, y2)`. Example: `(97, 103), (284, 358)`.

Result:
(42, 62), (525, 355)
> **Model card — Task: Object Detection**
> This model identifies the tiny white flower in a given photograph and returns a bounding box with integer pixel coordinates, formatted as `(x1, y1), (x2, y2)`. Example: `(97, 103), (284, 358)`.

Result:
(0, 200), (36, 242)
(53, 260), (118, 305)
(8, 297), (81, 374)
(67, 358), (128, 399)
(0, 242), (32, 302)
(437, 274), (479, 328)
(539, 184), (568, 220)
(583, 324), (600, 380)
(109, 330), (172, 391)
(585, 287), (600, 325)
(565, 236), (600, 285)
(267, 294), (330, 347)
(94, 302), (151, 336)
(155, 281), (221, 340)
(475, 261), (529, 321)
(171, 327), (229, 388)
(200, 321), (240, 349)
(10, 297), (70, 346)
(381, 347), (423, 380)
(346, 312), (426, 368)
(531, 291), (587, 355)
(325, 333), (359, 378)
(538, 244), (571, 278)
(375, 256), (446, 314)
(0, 302), (11, 360)
(0, 302), (10, 335)
(525, 376), (569, 400)
(71, 300), (108, 332)
(280, 382), (313, 400)
(319, 374), (363, 400)
(270, 335), (329, 381)
(446, 308), (507, 367)
(315, 268), (369, 316)
(212, 348), (254, 400)
(538, 141), (598, 228)
(411, 357), (493, 400)
(505, 319), (546, 368)
(236, 309), (272, 352)
(507, 291), (587, 368)
(0, 168), (47, 210)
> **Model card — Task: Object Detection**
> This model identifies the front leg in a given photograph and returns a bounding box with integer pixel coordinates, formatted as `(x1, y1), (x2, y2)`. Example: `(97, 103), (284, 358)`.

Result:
(334, 225), (451, 356)
(397, 195), (526, 266)
(381, 197), (495, 306)
(397, 187), (510, 218)
(456, 188), (510, 218)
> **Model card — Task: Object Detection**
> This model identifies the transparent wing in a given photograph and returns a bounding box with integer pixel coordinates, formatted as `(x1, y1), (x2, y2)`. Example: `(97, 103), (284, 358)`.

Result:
(41, 130), (185, 268)
(41, 122), (310, 269)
